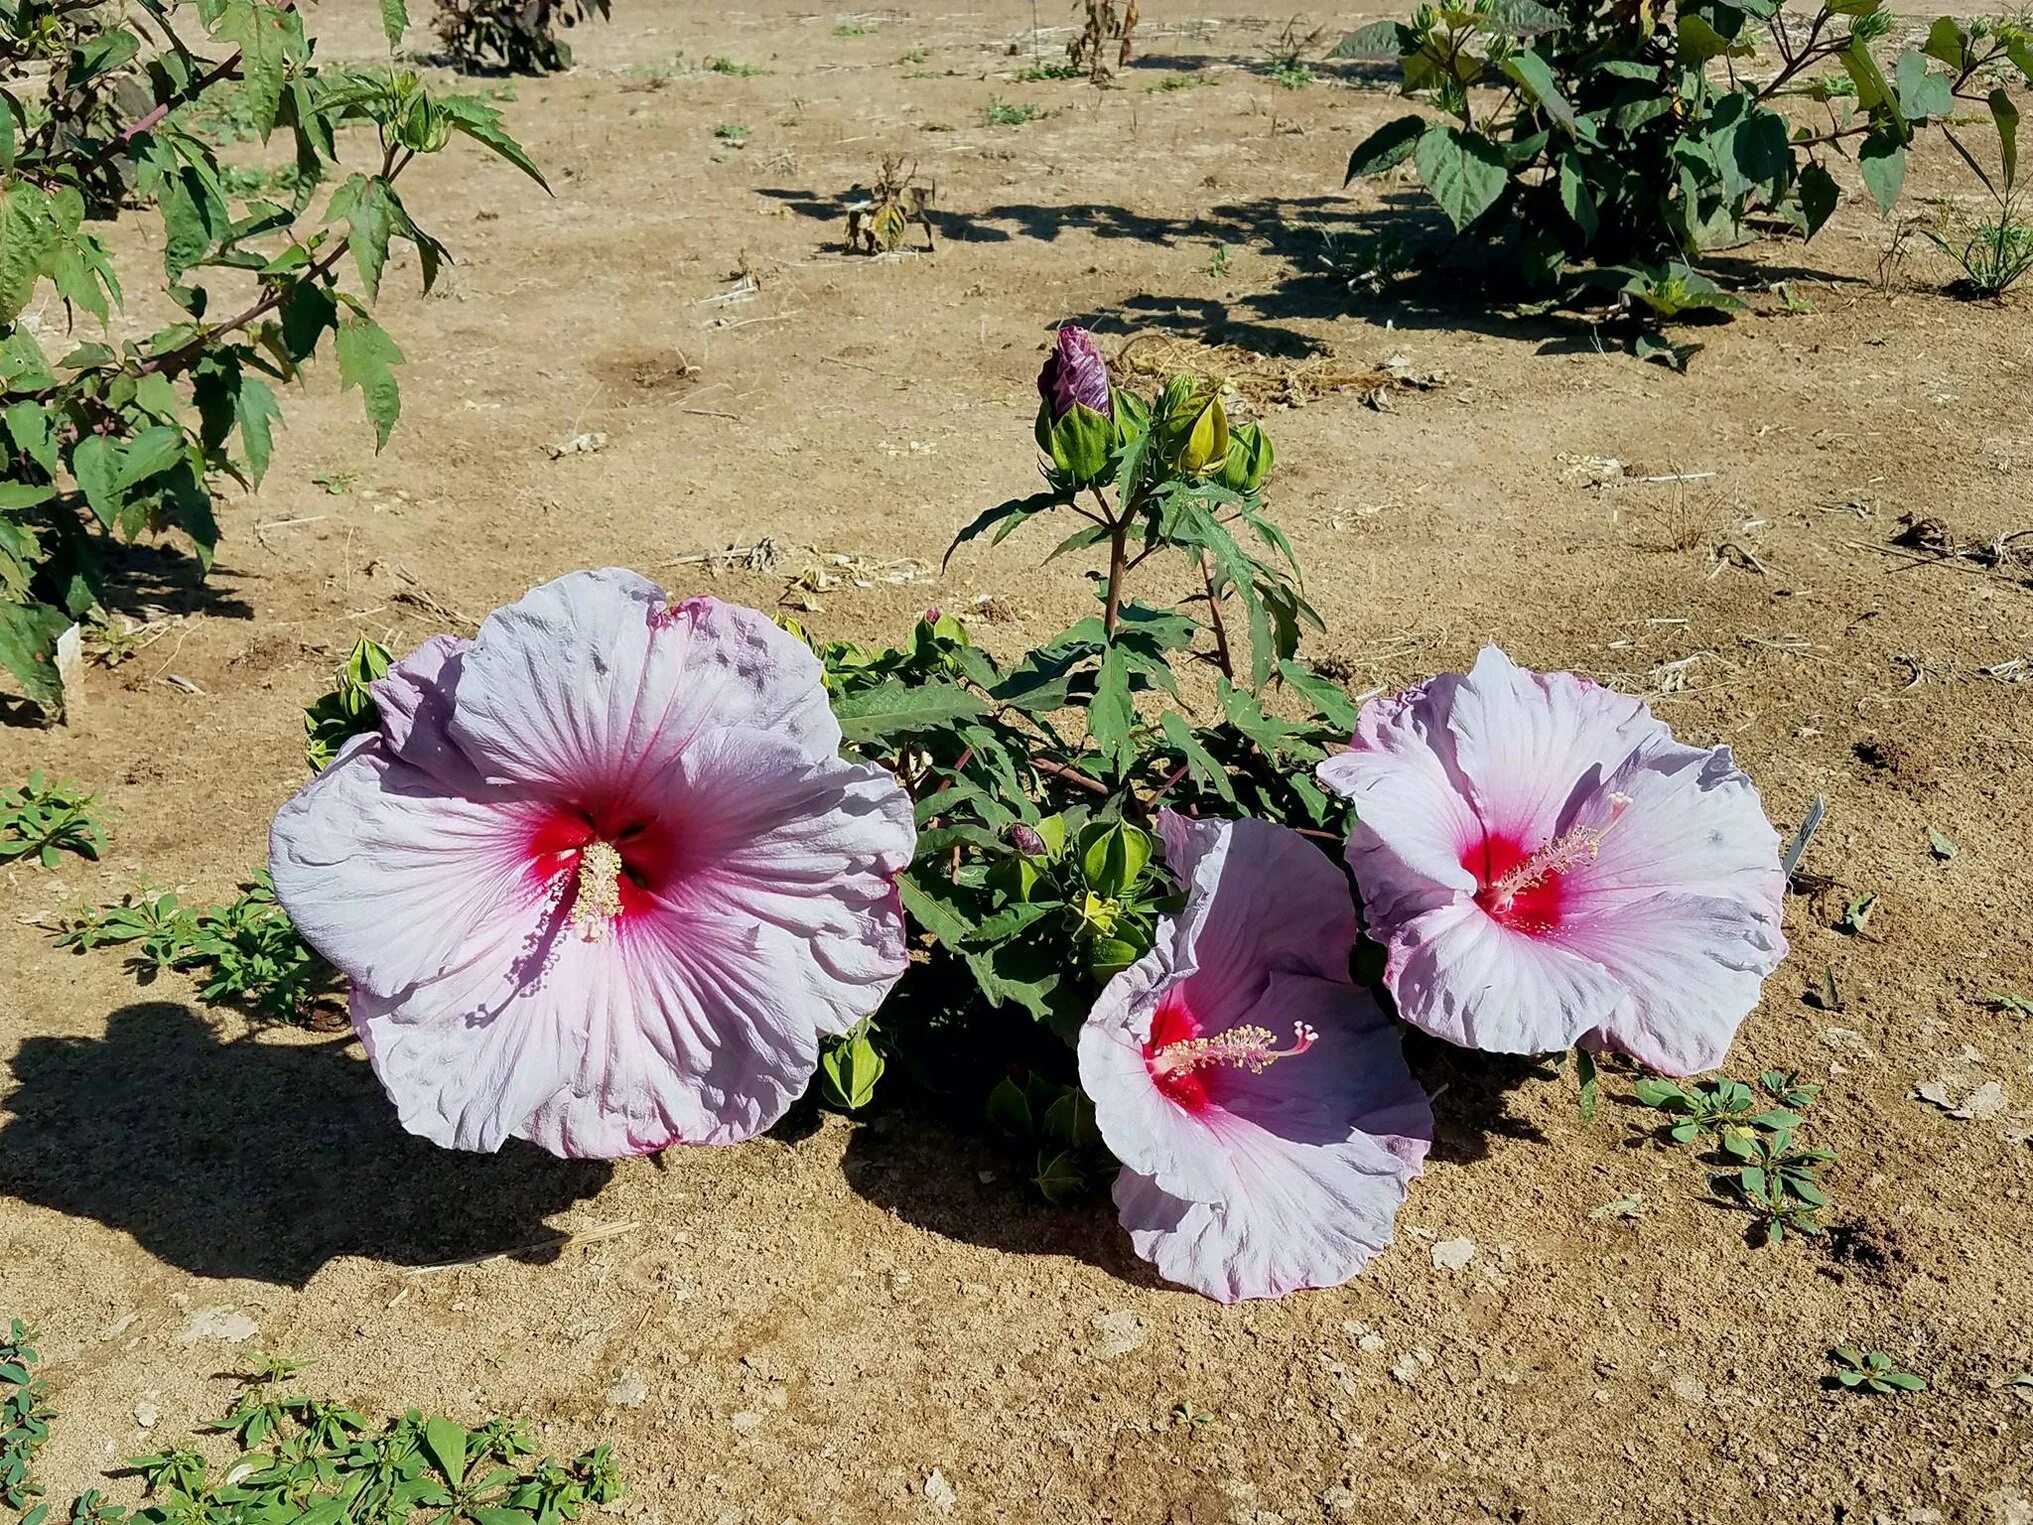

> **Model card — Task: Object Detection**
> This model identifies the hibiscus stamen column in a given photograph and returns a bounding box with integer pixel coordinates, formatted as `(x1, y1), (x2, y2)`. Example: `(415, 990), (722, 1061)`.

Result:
(569, 840), (625, 941)
(1481, 792), (1632, 918)
(1149, 1021), (1318, 1079)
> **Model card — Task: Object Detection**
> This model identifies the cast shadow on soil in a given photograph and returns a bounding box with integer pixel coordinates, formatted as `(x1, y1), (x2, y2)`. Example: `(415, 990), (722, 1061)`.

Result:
(756, 184), (1603, 356)
(0, 1002), (613, 1286)
(837, 1038), (1546, 1277)
(840, 1112), (1168, 1290)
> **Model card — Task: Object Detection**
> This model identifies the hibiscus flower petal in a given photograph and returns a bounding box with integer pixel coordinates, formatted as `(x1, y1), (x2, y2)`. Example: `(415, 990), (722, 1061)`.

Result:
(1316, 682), (1480, 925)
(1153, 811), (1357, 1012)
(1112, 1126), (1415, 1303)
(662, 726), (915, 1038)
(1443, 645), (1658, 840)
(1384, 898), (1625, 1053)
(1557, 891), (1787, 1075)
(1565, 744), (1787, 913)
(448, 569), (838, 796)
(269, 740), (549, 998)
(370, 634), (486, 788)
(352, 907), (820, 1155)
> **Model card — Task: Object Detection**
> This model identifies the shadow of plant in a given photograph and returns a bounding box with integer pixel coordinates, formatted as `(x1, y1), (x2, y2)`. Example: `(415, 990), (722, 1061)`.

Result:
(0, 1002), (613, 1285)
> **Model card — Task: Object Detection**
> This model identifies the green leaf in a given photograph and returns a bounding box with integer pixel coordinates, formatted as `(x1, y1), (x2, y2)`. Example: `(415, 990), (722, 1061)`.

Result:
(423, 1416), (467, 1485)
(1087, 643), (1134, 770)
(0, 597), (69, 713)
(381, 0), (409, 47)
(334, 314), (405, 449)
(944, 489), (1068, 567)
(1858, 127), (1906, 211)
(1413, 126), (1509, 231)
(440, 96), (551, 191)
(1992, 88), (2020, 192)
(115, 425), (186, 490)
(832, 677), (986, 743)
(1158, 711), (1240, 806)
(1501, 51), (1585, 138)
(1893, 49), (1952, 123)
(1922, 16), (1968, 70)
(346, 177), (398, 302)
(1344, 113), (1427, 182)
(0, 182), (58, 326)
(235, 374), (282, 484)
(1275, 659), (1358, 729)
(1332, 19), (1409, 57)
(1557, 151), (1599, 241)
(68, 435), (120, 527)
(1799, 161), (1840, 238)
(1575, 1047), (1599, 1121)
(213, 0), (298, 138)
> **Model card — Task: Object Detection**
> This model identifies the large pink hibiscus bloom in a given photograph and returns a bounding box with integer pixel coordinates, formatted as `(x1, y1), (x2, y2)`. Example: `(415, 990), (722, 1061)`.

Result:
(1078, 813), (1432, 1303)
(270, 568), (915, 1157)
(1316, 645), (1787, 1074)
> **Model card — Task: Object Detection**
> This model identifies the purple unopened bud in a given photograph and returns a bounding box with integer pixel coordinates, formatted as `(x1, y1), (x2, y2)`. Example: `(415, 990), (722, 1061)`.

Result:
(1037, 325), (1111, 421)
(922, 606), (942, 623)
(1010, 824), (1048, 857)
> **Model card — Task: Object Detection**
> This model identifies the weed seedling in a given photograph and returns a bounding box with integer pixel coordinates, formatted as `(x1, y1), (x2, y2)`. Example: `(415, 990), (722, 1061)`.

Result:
(1, 1321), (50, 1515)
(714, 123), (751, 147)
(1635, 1069), (1835, 1242)
(1829, 1347), (1927, 1394)
(982, 97), (1047, 126)
(0, 772), (106, 868)
(707, 56), (765, 76)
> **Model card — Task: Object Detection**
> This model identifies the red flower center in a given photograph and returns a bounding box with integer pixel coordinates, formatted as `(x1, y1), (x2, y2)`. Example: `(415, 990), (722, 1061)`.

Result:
(1466, 796), (1629, 935)
(526, 794), (683, 934)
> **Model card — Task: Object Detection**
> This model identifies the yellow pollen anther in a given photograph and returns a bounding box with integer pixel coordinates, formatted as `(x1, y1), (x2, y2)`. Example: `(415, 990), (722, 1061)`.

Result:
(571, 841), (625, 940)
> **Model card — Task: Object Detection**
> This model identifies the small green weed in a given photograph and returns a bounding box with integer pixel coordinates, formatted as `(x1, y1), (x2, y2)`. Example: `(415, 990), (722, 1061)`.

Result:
(833, 20), (873, 36)
(707, 56), (765, 76)
(1, 1321), (50, 1517)
(60, 873), (341, 1026)
(1015, 61), (1083, 81)
(1205, 243), (1232, 278)
(1, 771), (106, 868)
(981, 96), (1047, 126)
(1146, 73), (1215, 92)
(713, 122), (751, 146)
(1828, 1346), (1927, 1394)
(1634, 1069), (1835, 1243)
(1268, 59), (1316, 88)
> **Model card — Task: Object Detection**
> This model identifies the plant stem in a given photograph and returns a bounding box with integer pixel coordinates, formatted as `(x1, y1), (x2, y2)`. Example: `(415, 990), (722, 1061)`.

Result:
(1031, 756), (1111, 796)
(1196, 549), (1233, 679)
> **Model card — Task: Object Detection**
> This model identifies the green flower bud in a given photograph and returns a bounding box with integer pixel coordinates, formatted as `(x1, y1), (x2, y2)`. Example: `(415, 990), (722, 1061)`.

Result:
(1156, 379), (1230, 477)
(819, 1030), (885, 1110)
(1217, 421), (1275, 494)
(1034, 398), (1115, 486)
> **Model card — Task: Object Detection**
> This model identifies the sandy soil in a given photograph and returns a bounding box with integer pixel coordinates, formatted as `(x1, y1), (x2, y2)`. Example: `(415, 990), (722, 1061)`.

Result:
(2, 3), (2031, 1522)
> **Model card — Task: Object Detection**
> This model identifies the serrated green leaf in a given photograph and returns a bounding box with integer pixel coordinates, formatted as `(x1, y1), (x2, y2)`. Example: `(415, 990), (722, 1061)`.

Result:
(235, 374), (281, 484)
(381, 0), (409, 47)
(1088, 643), (1134, 770)
(1413, 126), (1509, 231)
(334, 314), (404, 449)
(0, 182), (57, 326)
(1344, 113), (1426, 181)
(832, 677), (985, 743)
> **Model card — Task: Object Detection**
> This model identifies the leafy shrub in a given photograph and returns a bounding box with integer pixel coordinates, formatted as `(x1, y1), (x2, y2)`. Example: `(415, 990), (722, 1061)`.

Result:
(1926, 90), (2032, 295)
(433, 0), (613, 74)
(0, 1), (544, 718)
(1337, 0), (2033, 304)
(1, 1322), (50, 1517)
(1635, 1068), (1835, 1242)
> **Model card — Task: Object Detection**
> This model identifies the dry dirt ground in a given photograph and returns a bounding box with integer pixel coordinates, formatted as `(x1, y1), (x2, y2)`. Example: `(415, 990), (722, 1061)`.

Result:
(3, 3), (2032, 1522)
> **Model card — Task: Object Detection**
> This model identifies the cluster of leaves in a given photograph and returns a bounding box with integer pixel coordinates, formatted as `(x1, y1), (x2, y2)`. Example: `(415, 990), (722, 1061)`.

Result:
(798, 350), (1364, 1183)
(0, 768), (104, 866)
(432, 0), (612, 74)
(24, 1351), (624, 1525)
(1635, 1068), (1835, 1242)
(0, 0), (545, 717)
(58, 870), (339, 1024)
(303, 634), (392, 769)
(2, 1322), (51, 1520)
(1827, 1345), (1927, 1394)
(1920, 25), (2032, 296)
(1337, 0), (2033, 348)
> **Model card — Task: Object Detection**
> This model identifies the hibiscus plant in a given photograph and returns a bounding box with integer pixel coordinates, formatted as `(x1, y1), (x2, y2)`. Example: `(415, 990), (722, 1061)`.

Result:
(0, 0), (544, 717)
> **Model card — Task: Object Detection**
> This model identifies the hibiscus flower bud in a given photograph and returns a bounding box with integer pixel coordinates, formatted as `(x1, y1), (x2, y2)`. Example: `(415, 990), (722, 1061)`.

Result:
(1034, 325), (1115, 486)
(1156, 377), (1230, 477)
(1217, 420), (1275, 494)
(1009, 823), (1048, 857)
(819, 1028), (886, 1110)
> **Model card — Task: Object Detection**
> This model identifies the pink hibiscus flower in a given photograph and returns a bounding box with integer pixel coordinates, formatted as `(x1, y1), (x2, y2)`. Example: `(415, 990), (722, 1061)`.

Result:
(269, 568), (915, 1158)
(1078, 813), (1432, 1303)
(1316, 645), (1787, 1074)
